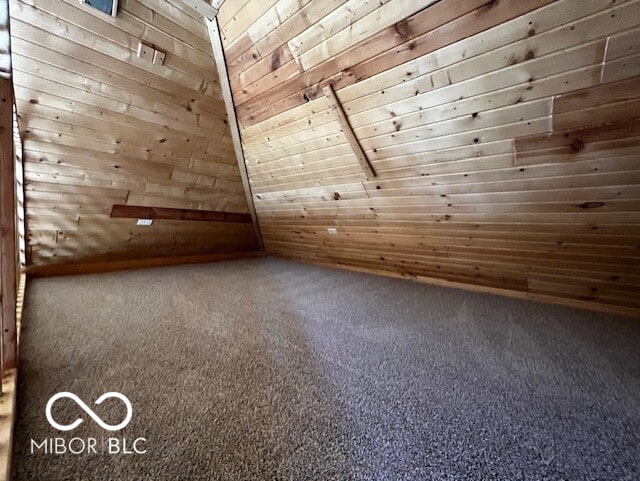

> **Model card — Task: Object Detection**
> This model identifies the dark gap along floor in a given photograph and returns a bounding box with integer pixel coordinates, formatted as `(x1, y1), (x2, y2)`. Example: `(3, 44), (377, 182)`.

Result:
(12, 257), (640, 480)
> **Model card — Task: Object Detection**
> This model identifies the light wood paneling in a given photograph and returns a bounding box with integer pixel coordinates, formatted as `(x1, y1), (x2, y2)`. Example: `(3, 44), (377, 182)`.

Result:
(220, 0), (640, 313)
(10, 0), (259, 265)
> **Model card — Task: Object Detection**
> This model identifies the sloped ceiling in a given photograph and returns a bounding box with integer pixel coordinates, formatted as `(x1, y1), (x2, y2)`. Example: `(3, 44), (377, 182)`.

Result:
(11, 0), (258, 266)
(219, 0), (640, 314)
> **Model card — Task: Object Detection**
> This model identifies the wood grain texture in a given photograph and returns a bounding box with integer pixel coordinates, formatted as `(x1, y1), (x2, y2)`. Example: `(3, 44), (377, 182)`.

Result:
(0, 77), (16, 370)
(0, 274), (24, 481)
(206, 16), (265, 250)
(175, 0), (219, 20)
(0, 369), (16, 481)
(323, 84), (376, 179)
(24, 250), (264, 277)
(218, 0), (640, 314)
(11, 0), (259, 266)
(111, 204), (252, 223)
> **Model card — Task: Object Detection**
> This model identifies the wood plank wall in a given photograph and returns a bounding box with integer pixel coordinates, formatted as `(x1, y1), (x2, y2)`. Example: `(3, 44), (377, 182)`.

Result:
(10, 0), (259, 266)
(218, 0), (640, 314)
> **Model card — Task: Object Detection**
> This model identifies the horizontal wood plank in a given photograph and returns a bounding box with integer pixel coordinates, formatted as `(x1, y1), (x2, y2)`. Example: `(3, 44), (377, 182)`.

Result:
(12, 0), (259, 266)
(216, 0), (640, 314)
(111, 204), (253, 223)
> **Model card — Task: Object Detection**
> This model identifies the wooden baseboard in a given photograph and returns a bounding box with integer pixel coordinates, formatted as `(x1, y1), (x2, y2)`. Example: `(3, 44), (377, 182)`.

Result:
(24, 251), (265, 278)
(280, 256), (640, 319)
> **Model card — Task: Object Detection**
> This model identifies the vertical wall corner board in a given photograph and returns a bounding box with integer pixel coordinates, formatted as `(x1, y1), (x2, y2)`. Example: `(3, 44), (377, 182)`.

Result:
(0, 77), (17, 371)
(205, 15), (264, 252)
(177, 0), (219, 20)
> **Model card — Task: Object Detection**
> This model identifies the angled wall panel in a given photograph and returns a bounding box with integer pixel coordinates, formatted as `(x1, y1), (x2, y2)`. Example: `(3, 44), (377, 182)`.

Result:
(11, 0), (259, 266)
(218, 0), (640, 314)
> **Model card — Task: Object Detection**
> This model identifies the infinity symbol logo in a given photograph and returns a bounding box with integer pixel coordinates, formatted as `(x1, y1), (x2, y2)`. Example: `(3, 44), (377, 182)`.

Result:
(46, 392), (133, 432)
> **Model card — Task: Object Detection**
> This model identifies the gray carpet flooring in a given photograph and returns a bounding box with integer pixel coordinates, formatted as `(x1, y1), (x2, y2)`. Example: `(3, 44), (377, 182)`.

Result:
(12, 257), (640, 480)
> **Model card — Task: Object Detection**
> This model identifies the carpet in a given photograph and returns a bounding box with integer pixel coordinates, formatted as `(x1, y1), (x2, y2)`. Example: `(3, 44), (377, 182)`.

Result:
(12, 257), (640, 480)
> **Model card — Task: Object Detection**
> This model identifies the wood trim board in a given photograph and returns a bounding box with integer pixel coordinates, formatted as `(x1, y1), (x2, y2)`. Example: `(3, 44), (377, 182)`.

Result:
(323, 84), (376, 179)
(110, 204), (252, 223)
(0, 273), (25, 481)
(174, 0), (219, 20)
(0, 77), (16, 371)
(206, 16), (264, 252)
(284, 255), (640, 319)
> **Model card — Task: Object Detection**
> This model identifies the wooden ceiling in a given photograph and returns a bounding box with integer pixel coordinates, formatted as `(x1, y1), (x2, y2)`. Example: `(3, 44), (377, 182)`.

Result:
(10, 0), (259, 267)
(218, 0), (640, 314)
